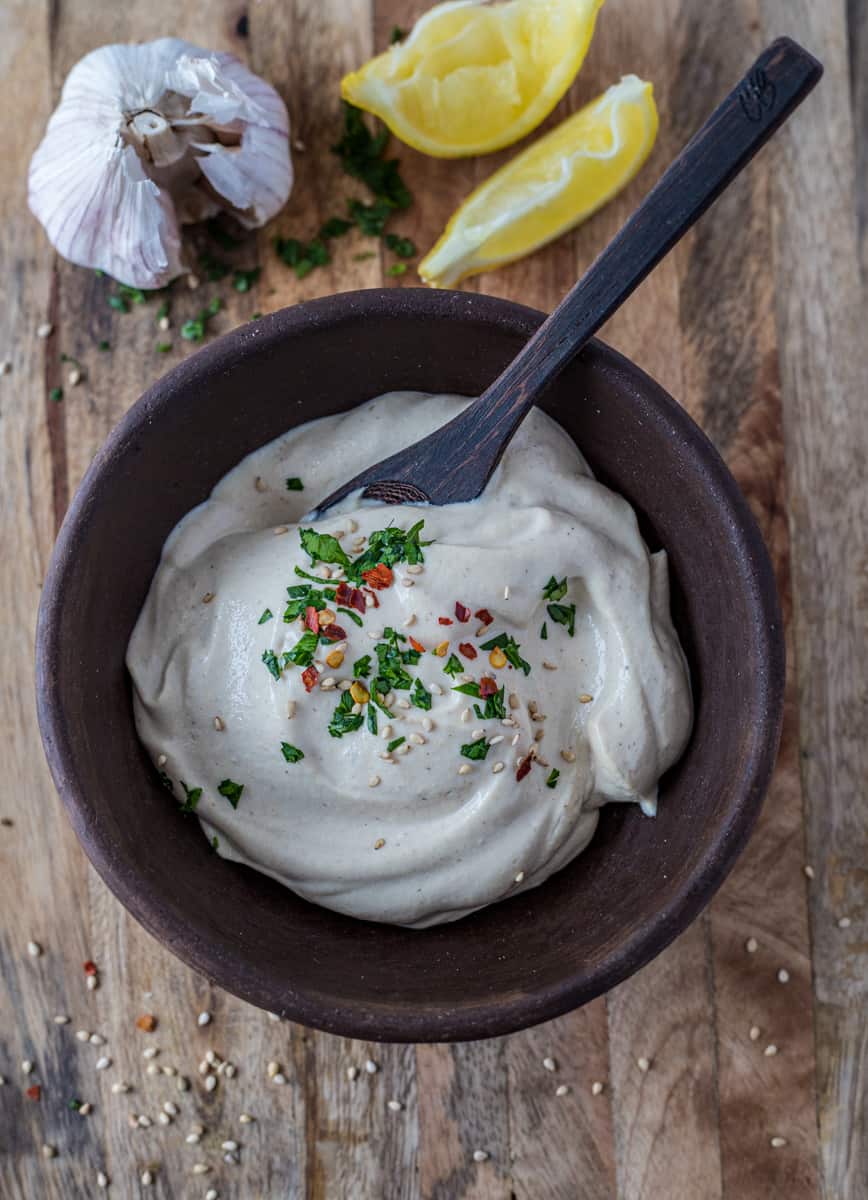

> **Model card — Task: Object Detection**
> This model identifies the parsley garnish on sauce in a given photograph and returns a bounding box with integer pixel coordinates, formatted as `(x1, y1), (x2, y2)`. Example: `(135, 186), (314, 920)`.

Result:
(332, 102), (411, 213)
(540, 622), (548, 640)
(285, 477), (304, 491)
(338, 606), (364, 627)
(232, 267), (261, 293)
(258, 608), (273, 625)
(443, 654), (464, 678)
(283, 630), (318, 668)
(300, 528), (351, 569)
(480, 632), (532, 676)
(281, 742), (305, 763)
(373, 628), (414, 695)
(367, 704), (378, 735)
(389, 24), (407, 43)
(262, 649), (282, 680)
(543, 576), (568, 602)
(547, 602), (576, 637)
(385, 232), (416, 258)
(328, 691), (365, 738)
(460, 739), (490, 761)
(218, 779), (244, 808)
(354, 654), (372, 678)
(546, 769), (560, 789)
(178, 781), (202, 814)
(387, 736), (406, 753)
(410, 679), (432, 710)
(474, 687), (506, 722)
(181, 296), (221, 342)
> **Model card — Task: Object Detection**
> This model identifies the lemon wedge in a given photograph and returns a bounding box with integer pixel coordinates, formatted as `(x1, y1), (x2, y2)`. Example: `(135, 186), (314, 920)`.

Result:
(341, 0), (605, 158)
(418, 75), (658, 288)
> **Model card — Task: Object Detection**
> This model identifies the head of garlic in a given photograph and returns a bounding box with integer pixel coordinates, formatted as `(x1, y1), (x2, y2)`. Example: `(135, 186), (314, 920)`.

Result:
(28, 38), (292, 289)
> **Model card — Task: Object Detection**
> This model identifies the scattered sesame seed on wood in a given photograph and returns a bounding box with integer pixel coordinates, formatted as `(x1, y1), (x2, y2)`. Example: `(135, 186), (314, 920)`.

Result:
(745, 937), (758, 953)
(205, 1190), (219, 1200)
(221, 1140), (239, 1152)
(542, 1057), (557, 1072)
(503, 586), (510, 599)
(777, 968), (790, 983)
(555, 1084), (570, 1096)
(53, 1014), (69, 1025)
(204, 1074), (218, 1091)
(111, 1081), (130, 1094)
(197, 1011), (211, 1027)
(472, 1149), (489, 1162)
(804, 864), (815, 878)
(157, 1111), (171, 1125)
(387, 1099), (402, 1111)
(346, 1066), (358, 1081)
(591, 1081), (604, 1096)
(137, 1115), (152, 1128)
(140, 1170), (153, 1186)
(157, 754), (167, 767)
(429, 682), (443, 695)
(273, 525), (289, 536)
(750, 1026), (761, 1041)
(365, 1059), (378, 1074)
(272, 1073), (287, 1085)
(143, 1046), (159, 1059)
(637, 1057), (651, 1072)
(37, 322), (53, 338)
(21, 1059), (33, 1074)
(192, 1162), (211, 1175)
(27, 940), (42, 957)
(368, 775), (381, 788)
(86, 974), (99, 991)
(837, 916), (852, 928)
(239, 1112), (255, 1124)
(770, 1136), (788, 1148)
(96, 1171), (109, 1188)
(42, 1144), (57, 1159)
(764, 1044), (778, 1057)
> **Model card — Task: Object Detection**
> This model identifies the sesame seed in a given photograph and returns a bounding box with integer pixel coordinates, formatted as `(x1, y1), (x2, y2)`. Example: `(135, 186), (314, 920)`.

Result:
(27, 940), (42, 957)
(68, 367), (82, 387)
(213, 716), (225, 731)
(746, 937), (758, 953)
(42, 1144), (56, 1159)
(177, 1075), (190, 1091)
(637, 1057), (651, 1072)
(157, 754), (167, 767)
(37, 322), (53, 338)
(221, 1140), (239, 1152)
(503, 586), (510, 599)
(163, 1101), (178, 1115)
(201, 592), (215, 604)
(97, 1171), (109, 1188)
(397, 743), (411, 755)
(406, 564), (424, 575)
(287, 700), (297, 719)
(320, 677), (337, 691)
(368, 775), (381, 788)
(158, 315), (171, 333)
(352, 702), (363, 715)
(430, 683), (443, 695)
(365, 1059), (378, 1074)
(472, 1149), (489, 1162)
(206, 1191), (219, 1200)
(591, 1081), (604, 1096)
(89, 1033), (105, 1046)
(534, 728), (545, 742)
(143, 1046), (159, 1059)
(53, 1015), (69, 1025)
(0, 359), (10, 375)
(224, 1063), (236, 1078)
(749, 1026), (761, 1041)
(205, 1074), (217, 1091)
(402, 613), (417, 627)
(273, 525), (289, 536)
(0, 1076), (5, 1086)
(272, 1073), (286, 1085)
(777, 968), (790, 983)
(409, 733), (426, 745)
(193, 1162), (210, 1175)
(461, 708), (471, 723)
(86, 974), (98, 991)
(764, 1044), (778, 1057)
(380, 724), (394, 740)
(187, 273), (201, 289)
(492, 762), (505, 774)
(224, 1152), (239, 1165)
(345, 519), (358, 533)
(185, 1133), (201, 1145)
(239, 1112), (255, 1123)
(387, 1099), (402, 1111)
(542, 1057), (557, 1072)
(374, 838), (386, 849)
(471, 729), (485, 741)
(346, 1065), (359, 1081)
(560, 749), (576, 763)
(401, 578), (414, 588)
(157, 1111), (170, 1125)
(579, 694), (593, 704)
(21, 1059), (34, 1074)
(79, 1102), (92, 1115)
(555, 1084), (570, 1096)
(770, 1136), (788, 1148)
(141, 1170), (153, 1186)
(804, 865), (815, 879)
(511, 733), (520, 746)
(458, 764), (472, 775)
(137, 1115), (151, 1128)
(514, 871), (525, 883)
(838, 916), (852, 929)
(397, 698), (411, 709)
(111, 1081), (130, 1094)
(543, 661), (558, 671)
(254, 475), (267, 492)
(197, 1011), (211, 1027)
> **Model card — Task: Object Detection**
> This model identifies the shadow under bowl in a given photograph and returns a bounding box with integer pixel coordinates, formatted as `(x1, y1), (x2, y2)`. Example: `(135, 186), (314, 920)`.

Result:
(35, 288), (784, 1043)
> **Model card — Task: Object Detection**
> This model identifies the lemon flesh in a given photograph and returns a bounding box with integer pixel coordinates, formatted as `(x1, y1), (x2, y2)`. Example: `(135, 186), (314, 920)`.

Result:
(342, 0), (605, 158)
(419, 75), (658, 288)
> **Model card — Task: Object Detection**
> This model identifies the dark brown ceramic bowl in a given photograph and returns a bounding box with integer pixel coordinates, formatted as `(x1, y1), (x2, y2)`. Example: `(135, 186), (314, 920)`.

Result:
(36, 289), (784, 1042)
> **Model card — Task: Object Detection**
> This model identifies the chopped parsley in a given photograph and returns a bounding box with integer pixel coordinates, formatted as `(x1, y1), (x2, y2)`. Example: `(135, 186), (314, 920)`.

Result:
(389, 25), (407, 43)
(218, 778), (244, 808)
(155, 300), (170, 322)
(283, 629), (318, 668)
(337, 605), (364, 627)
(300, 528), (351, 569)
(98, 339), (110, 351)
(367, 704), (378, 735)
(543, 576), (568, 602)
(274, 234), (331, 279)
(293, 565), (338, 586)
(353, 654), (372, 678)
(157, 770), (174, 794)
(373, 627), (413, 694)
(332, 102), (411, 214)
(387, 262), (407, 277)
(443, 654), (464, 678)
(319, 216), (353, 239)
(410, 679), (432, 710)
(232, 266), (261, 293)
(453, 682), (481, 697)
(540, 622), (548, 639)
(480, 632), (532, 675)
(178, 781), (202, 814)
(546, 769), (560, 789)
(211, 835), (220, 851)
(258, 608), (273, 625)
(280, 742), (305, 763)
(181, 296), (221, 342)
(460, 739), (490, 761)
(285, 477), (304, 491)
(547, 602), (576, 637)
(198, 250), (231, 281)
(68, 1098), (83, 1111)
(283, 583), (335, 622)
(49, 387), (63, 403)
(262, 649), (282, 680)
(473, 686), (506, 722)
(156, 342), (172, 353)
(385, 233), (416, 258)
(345, 519), (429, 581)
(387, 736), (406, 753)
(328, 690), (365, 738)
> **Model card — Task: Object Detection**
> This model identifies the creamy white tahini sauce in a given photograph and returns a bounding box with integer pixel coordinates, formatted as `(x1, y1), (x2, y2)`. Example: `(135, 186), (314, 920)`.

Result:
(127, 392), (692, 927)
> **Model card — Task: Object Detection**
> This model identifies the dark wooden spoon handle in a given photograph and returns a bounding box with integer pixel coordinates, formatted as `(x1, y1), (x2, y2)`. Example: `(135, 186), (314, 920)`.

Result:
(314, 38), (821, 515)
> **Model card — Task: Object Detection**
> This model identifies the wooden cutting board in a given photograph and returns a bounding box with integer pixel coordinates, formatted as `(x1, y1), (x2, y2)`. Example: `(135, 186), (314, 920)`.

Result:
(1, 1), (865, 1197)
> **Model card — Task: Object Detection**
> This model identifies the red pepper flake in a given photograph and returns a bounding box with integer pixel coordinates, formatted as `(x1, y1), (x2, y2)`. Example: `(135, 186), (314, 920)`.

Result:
(516, 756), (532, 782)
(361, 563), (393, 590)
(301, 665), (319, 693)
(438, 617), (453, 626)
(475, 608), (493, 625)
(335, 581), (366, 614)
(26, 1085), (41, 1101)
(409, 637), (426, 654)
(455, 601), (471, 623)
(319, 623), (346, 643)
(362, 587), (379, 609)
(83, 960), (98, 976)
(458, 642), (477, 660)
(479, 676), (497, 697)
(304, 605), (320, 634)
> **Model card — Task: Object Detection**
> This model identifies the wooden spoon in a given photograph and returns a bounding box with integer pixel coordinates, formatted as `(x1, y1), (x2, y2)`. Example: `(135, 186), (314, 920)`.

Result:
(313, 37), (821, 516)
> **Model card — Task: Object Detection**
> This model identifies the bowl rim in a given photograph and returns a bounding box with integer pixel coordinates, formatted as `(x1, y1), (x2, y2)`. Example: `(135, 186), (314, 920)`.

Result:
(35, 287), (785, 1042)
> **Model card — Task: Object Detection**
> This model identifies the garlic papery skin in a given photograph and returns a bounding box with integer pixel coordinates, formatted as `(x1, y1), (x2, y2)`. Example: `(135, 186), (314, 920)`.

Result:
(28, 38), (292, 289)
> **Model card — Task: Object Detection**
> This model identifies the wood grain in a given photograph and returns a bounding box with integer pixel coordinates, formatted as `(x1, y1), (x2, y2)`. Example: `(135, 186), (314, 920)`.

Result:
(0, 0), (865, 1197)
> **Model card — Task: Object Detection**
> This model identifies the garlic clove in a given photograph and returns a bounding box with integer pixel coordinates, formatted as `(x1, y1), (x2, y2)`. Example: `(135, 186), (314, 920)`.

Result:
(28, 38), (292, 289)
